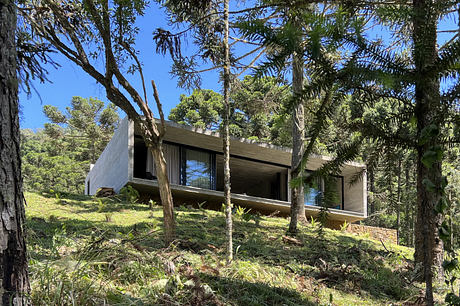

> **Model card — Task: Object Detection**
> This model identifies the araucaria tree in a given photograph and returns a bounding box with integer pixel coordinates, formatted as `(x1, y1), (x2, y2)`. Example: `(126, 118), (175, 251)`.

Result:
(239, 1), (459, 303)
(154, 0), (267, 262)
(222, 0), (233, 262)
(236, 3), (344, 233)
(0, 0), (30, 303)
(304, 1), (458, 304)
(43, 97), (120, 163)
(21, 0), (176, 244)
(331, 2), (460, 303)
(21, 98), (119, 194)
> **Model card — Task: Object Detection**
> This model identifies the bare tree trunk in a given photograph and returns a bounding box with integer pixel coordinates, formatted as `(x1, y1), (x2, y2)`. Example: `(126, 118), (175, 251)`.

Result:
(369, 168), (375, 215)
(388, 162), (394, 228)
(150, 145), (175, 244)
(404, 163), (411, 246)
(0, 1), (30, 304)
(448, 191), (453, 251)
(412, 199), (416, 248)
(222, 0), (233, 263)
(412, 0), (443, 303)
(396, 158), (402, 244)
(288, 50), (306, 234)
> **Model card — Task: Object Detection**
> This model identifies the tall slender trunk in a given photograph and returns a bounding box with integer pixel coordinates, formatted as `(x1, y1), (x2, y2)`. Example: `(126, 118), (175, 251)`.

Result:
(150, 144), (175, 244)
(0, 0), (30, 304)
(288, 50), (306, 234)
(412, 198), (416, 248)
(448, 191), (453, 252)
(388, 162), (394, 229)
(222, 0), (233, 263)
(412, 0), (443, 304)
(396, 158), (402, 244)
(404, 163), (411, 246)
(369, 168), (375, 215)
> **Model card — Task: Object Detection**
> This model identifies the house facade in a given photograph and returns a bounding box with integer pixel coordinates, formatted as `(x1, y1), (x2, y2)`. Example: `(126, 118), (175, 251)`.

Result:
(85, 117), (367, 224)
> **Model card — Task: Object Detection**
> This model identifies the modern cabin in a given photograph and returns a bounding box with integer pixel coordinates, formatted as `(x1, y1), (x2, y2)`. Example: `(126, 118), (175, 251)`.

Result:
(85, 117), (367, 224)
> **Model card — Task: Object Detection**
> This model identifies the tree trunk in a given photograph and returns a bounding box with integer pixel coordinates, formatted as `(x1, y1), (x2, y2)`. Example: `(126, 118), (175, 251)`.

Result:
(396, 158), (402, 245)
(404, 163), (411, 246)
(412, 0), (443, 304)
(222, 0), (233, 263)
(288, 50), (306, 234)
(369, 168), (375, 215)
(388, 162), (394, 229)
(150, 144), (176, 244)
(0, 0), (30, 304)
(448, 191), (453, 251)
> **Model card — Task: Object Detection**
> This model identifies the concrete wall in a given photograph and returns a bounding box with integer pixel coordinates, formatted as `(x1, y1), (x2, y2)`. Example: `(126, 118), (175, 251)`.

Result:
(343, 171), (367, 216)
(86, 117), (366, 218)
(85, 117), (133, 194)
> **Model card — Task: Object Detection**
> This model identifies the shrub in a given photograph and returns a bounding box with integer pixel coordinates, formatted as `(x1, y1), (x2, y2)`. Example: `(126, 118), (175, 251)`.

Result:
(119, 185), (139, 204)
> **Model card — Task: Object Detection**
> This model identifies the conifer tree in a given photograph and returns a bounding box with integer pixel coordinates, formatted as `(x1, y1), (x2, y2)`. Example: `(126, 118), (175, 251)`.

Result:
(239, 2), (459, 303)
(154, 0), (272, 261)
(0, 0), (30, 303)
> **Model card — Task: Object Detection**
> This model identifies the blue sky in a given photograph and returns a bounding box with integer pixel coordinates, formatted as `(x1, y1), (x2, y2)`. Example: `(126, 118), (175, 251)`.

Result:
(19, 1), (222, 130)
(18, 3), (458, 130)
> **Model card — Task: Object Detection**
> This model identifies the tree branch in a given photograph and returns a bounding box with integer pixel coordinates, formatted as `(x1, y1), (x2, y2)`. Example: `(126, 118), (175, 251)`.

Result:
(151, 80), (166, 138)
(121, 40), (148, 105)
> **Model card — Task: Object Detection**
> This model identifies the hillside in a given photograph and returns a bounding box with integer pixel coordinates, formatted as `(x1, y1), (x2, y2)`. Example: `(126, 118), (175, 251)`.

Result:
(25, 191), (427, 305)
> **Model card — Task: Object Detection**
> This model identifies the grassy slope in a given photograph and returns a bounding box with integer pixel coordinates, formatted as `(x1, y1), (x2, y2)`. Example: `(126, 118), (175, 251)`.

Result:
(26, 191), (424, 305)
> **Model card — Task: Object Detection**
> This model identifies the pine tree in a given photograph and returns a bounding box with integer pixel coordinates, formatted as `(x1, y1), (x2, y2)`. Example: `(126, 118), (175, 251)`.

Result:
(0, 0), (30, 303)
(222, 0), (233, 262)
(240, 2), (459, 302)
(154, 0), (274, 261)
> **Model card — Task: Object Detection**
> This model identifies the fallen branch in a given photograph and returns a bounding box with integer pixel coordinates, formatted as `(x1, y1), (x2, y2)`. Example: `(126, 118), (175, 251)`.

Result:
(282, 235), (303, 246)
(380, 239), (409, 261)
(268, 210), (281, 218)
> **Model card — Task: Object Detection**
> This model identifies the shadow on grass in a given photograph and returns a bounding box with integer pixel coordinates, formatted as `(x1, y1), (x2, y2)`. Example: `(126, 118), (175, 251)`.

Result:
(40, 190), (92, 202)
(26, 215), (165, 261)
(27, 193), (414, 302)
(39, 190), (152, 214)
(173, 211), (414, 302)
(201, 274), (316, 306)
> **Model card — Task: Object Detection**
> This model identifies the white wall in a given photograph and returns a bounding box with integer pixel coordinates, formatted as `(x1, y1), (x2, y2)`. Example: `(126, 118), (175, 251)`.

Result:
(84, 117), (132, 194)
(343, 171), (367, 216)
(285, 166), (367, 216)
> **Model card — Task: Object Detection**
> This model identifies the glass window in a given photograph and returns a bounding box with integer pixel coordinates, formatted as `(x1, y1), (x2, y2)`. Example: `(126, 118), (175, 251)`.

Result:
(323, 176), (343, 210)
(181, 148), (216, 190)
(304, 175), (343, 210)
(304, 176), (322, 206)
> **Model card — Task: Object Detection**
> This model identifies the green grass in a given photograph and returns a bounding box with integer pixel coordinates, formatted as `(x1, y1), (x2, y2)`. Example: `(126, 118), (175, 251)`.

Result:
(26, 191), (429, 305)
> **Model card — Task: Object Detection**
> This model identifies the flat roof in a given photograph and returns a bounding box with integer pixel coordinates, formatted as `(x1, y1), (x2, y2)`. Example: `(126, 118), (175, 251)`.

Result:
(132, 118), (365, 175)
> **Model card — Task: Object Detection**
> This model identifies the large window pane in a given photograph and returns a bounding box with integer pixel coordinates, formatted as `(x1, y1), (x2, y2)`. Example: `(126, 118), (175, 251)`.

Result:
(304, 175), (343, 209)
(323, 176), (343, 209)
(182, 148), (215, 189)
(304, 176), (322, 206)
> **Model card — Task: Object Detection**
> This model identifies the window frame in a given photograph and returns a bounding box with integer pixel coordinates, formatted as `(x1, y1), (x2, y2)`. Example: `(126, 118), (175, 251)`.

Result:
(179, 146), (217, 190)
(304, 170), (345, 210)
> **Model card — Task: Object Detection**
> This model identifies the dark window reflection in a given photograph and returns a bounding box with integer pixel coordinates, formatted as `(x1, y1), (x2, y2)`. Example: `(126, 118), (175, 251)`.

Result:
(304, 175), (343, 210)
(182, 148), (215, 189)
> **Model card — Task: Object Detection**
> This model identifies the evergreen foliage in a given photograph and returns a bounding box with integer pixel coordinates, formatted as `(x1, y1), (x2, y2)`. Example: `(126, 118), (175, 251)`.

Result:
(16, 0), (460, 302)
(21, 98), (119, 194)
(235, 1), (460, 303)
(168, 76), (291, 145)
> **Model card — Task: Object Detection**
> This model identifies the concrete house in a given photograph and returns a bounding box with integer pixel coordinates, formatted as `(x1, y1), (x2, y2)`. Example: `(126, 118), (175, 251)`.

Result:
(85, 117), (367, 224)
